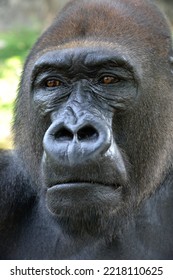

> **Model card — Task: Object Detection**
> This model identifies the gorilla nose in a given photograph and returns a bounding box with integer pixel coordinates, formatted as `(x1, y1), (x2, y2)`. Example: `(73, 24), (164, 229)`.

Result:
(43, 120), (111, 166)
(55, 125), (98, 142)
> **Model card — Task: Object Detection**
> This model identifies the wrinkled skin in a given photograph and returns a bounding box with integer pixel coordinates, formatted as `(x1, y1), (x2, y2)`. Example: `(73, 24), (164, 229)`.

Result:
(0, 0), (173, 259)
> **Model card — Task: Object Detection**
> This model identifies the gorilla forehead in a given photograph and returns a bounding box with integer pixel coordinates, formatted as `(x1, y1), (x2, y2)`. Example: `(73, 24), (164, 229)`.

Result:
(32, 46), (135, 75)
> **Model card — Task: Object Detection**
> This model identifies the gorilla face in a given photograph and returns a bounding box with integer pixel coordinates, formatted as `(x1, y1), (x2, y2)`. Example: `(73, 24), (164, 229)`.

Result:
(14, 0), (173, 237)
(31, 46), (135, 235)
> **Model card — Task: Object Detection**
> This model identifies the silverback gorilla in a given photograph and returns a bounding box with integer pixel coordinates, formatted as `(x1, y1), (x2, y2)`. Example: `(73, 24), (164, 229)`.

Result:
(0, 0), (173, 259)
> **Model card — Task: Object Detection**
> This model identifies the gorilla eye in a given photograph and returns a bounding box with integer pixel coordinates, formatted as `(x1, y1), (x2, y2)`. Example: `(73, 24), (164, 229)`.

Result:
(46, 79), (61, 88)
(101, 76), (120, 85)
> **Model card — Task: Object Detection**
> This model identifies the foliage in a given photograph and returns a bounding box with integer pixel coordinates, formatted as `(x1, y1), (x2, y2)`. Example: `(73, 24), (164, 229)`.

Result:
(0, 29), (40, 149)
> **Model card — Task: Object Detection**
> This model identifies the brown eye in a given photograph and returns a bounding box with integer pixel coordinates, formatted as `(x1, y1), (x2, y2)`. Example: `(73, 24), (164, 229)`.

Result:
(46, 79), (61, 87)
(101, 76), (119, 85)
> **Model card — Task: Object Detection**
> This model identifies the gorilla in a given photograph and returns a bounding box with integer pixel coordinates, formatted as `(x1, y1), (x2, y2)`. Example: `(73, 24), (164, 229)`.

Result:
(0, 0), (173, 260)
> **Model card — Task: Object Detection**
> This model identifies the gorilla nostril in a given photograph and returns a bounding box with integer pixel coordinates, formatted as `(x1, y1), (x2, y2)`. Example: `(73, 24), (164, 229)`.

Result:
(77, 125), (99, 141)
(55, 127), (73, 141)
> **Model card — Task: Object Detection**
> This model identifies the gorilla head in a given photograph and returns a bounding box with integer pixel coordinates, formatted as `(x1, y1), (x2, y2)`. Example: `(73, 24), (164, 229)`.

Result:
(13, 0), (173, 238)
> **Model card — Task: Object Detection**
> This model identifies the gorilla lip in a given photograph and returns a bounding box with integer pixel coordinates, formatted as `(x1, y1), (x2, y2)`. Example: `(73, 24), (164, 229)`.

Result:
(48, 182), (122, 190)
(46, 183), (123, 211)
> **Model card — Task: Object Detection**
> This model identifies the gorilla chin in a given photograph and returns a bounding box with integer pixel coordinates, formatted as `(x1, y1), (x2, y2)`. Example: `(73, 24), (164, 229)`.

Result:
(46, 182), (125, 236)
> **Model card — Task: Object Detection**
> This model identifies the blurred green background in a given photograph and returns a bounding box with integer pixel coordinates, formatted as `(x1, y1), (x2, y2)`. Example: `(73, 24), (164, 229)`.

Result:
(0, 29), (40, 149)
(0, 0), (173, 149)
